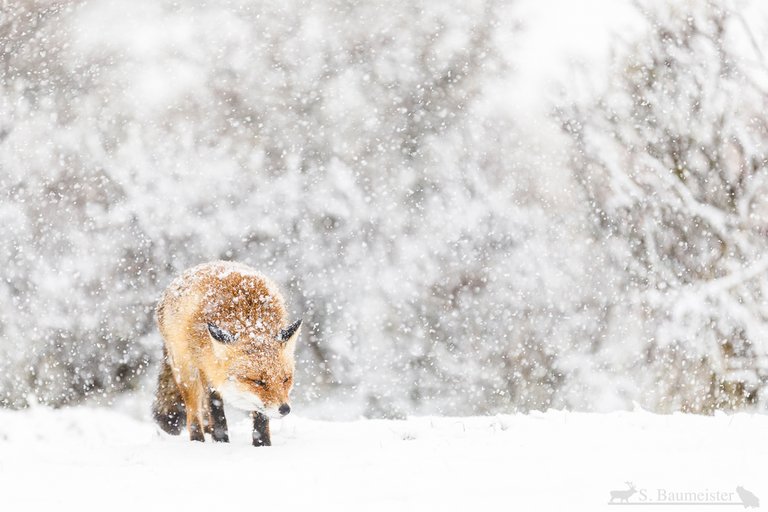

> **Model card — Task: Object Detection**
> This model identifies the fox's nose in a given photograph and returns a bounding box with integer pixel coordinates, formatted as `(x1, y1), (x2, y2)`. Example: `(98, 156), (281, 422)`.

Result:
(279, 403), (291, 416)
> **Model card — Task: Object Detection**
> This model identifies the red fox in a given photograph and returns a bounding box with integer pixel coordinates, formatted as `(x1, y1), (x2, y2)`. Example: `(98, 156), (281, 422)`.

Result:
(152, 261), (302, 446)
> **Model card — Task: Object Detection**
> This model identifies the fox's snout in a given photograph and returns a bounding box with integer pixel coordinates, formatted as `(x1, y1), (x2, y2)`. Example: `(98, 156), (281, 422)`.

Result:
(264, 402), (291, 419)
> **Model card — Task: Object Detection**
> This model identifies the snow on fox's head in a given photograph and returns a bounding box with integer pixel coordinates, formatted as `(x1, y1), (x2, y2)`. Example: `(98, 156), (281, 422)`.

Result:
(197, 266), (301, 418)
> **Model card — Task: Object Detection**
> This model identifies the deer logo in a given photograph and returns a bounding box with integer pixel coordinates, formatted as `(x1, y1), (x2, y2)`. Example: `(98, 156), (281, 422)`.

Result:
(609, 482), (637, 503)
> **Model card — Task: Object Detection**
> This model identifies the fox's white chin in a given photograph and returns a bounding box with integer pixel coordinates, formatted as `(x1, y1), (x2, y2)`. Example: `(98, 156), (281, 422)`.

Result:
(218, 381), (265, 412)
(217, 382), (285, 419)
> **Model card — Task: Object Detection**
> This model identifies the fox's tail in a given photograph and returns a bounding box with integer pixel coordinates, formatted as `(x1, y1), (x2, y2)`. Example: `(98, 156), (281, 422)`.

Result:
(152, 347), (186, 435)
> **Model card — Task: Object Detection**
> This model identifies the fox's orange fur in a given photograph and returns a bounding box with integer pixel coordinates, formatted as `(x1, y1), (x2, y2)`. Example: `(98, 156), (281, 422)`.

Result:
(153, 261), (301, 445)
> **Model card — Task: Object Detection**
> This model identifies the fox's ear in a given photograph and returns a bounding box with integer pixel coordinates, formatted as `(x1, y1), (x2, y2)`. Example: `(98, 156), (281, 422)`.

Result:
(208, 323), (238, 344)
(276, 319), (302, 344)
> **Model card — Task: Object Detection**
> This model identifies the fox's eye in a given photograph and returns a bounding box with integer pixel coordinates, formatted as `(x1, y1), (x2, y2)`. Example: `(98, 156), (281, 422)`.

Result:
(252, 379), (266, 387)
(283, 376), (291, 384)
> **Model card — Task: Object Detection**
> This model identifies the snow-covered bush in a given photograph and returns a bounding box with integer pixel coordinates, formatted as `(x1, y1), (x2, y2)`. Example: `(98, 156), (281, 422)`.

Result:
(560, 0), (768, 412)
(10, 0), (763, 417)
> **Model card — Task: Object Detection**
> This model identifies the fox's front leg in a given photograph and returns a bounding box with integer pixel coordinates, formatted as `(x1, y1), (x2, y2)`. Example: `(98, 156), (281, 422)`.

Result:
(207, 388), (229, 443)
(252, 411), (271, 447)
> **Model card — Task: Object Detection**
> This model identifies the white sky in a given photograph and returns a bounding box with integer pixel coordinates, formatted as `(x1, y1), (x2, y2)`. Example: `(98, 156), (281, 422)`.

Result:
(510, 0), (640, 117)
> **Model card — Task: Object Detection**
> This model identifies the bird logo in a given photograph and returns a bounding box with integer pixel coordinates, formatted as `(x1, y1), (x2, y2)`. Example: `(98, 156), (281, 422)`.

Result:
(736, 486), (759, 508)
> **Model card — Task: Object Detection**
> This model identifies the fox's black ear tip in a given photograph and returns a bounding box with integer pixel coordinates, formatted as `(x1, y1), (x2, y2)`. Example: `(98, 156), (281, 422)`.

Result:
(277, 318), (302, 342)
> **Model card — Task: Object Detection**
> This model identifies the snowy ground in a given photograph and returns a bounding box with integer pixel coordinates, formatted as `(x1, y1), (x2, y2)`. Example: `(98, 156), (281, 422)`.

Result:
(0, 404), (764, 511)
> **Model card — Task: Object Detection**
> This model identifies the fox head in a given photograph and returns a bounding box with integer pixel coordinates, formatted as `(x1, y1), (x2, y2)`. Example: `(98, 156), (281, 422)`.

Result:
(197, 268), (302, 418)
(207, 319), (301, 418)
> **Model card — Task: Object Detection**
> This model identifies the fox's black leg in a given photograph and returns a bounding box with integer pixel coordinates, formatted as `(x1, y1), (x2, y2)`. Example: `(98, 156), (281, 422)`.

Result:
(188, 417), (205, 442)
(209, 389), (229, 443)
(252, 411), (271, 447)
